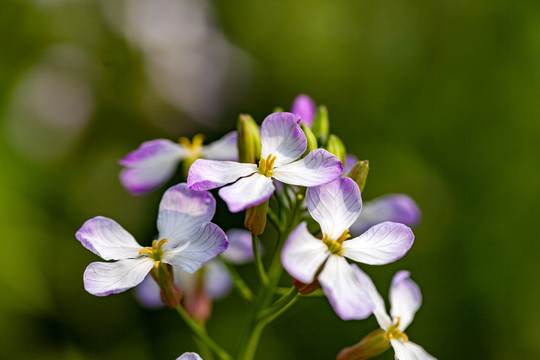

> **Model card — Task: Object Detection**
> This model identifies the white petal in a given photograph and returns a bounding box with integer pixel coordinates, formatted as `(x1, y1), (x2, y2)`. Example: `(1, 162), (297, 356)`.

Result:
(391, 339), (436, 360)
(218, 174), (275, 213)
(351, 264), (393, 330)
(200, 131), (238, 161)
(119, 139), (186, 194)
(176, 353), (203, 360)
(83, 257), (154, 296)
(342, 222), (414, 265)
(281, 222), (330, 284)
(305, 177), (362, 240)
(163, 222), (228, 274)
(260, 112), (306, 167)
(187, 159), (257, 191)
(318, 255), (374, 320)
(76, 217), (142, 261)
(204, 259), (233, 299)
(390, 271), (422, 331)
(272, 149), (343, 187)
(157, 183), (216, 246)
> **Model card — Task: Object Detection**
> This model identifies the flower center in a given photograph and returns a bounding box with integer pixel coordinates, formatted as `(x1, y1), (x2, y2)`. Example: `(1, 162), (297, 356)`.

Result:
(258, 153), (277, 177)
(386, 317), (409, 342)
(322, 229), (351, 255)
(139, 238), (168, 269)
(179, 134), (205, 158)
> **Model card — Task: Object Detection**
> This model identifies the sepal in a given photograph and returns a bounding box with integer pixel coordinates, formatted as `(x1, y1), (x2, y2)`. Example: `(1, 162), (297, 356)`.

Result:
(150, 263), (182, 308)
(237, 114), (261, 164)
(326, 134), (347, 166)
(348, 160), (370, 192)
(244, 199), (269, 235)
(311, 105), (330, 144)
(300, 123), (318, 157)
(291, 277), (321, 295)
(337, 329), (391, 360)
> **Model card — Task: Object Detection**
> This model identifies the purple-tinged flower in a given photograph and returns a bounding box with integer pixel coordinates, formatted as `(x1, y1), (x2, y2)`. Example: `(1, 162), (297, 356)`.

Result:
(281, 177), (414, 320)
(76, 183), (228, 304)
(136, 229), (255, 312)
(291, 94), (317, 127)
(339, 269), (436, 360)
(120, 132), (237, 195)
(176, 353), (202, 360)
(188, 112), (343, 213)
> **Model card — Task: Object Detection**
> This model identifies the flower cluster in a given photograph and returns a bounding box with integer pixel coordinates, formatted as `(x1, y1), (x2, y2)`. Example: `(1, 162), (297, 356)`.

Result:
(76, 94), (434, 360)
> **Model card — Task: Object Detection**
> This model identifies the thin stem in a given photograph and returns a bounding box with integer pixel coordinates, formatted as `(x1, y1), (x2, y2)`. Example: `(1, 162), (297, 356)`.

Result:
(266, 207), (282, 231)
(193, 322), (214, 360)
(252, 233), (268, 286)
(257, 287), (298, 323)
(220, 258), (254, 302)
(176, 305), (232, 360)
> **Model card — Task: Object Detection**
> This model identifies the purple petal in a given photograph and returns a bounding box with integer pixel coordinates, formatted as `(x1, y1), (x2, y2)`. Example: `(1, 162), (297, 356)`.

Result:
(222, 229), (257, 264)
(176, 353), (203, 360)
(260, 112), (306, 167)
(83, 258), (154, 296)
(76, 216), (142, 261)
(163, 222), (228, 274)
(272, 149), (343, 187)
(342, 222), (414, 265)
(119, 139), (186, 195)
(291, 94), (317, 127)
(390, 271), (422, 331)
(305, 177), (361, 240)
(281, 222), (329, 284)
(318, 255), (374, 320)
(200, 131), (238, 161)
(204, 259), (233, 299)
(187, 159), (257, 191)
(344, 153), (359, 175)
(350, 194), (421, 235)
(157, 183), (216, 247)
(218, 174), (275, 213)
(134, 275), (164, 309)
(351, 265), (393, 329)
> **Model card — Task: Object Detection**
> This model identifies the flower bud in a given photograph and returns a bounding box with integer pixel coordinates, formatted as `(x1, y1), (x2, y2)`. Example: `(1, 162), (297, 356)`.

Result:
(292, 277), (321, 295)
(311, 105), (329, 144)
(326, 134), (347, 166)
(237, 114), (261, 164)
(347, 160), (369, 192)
(337, 329), (391, 360)
(300, 123), (318, 156)
(150, 263), (182, 308)
(244, 199), (269, 235)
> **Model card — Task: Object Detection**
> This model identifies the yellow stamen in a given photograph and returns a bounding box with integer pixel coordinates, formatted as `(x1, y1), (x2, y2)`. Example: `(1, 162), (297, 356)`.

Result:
(386, 317), (409, 342)
(178, 134), (205, 157)
(139, 239), (169, 267)
(258, 153), (277, 177)
(322, 234), (344, 256)
(336, 229), (351, 244)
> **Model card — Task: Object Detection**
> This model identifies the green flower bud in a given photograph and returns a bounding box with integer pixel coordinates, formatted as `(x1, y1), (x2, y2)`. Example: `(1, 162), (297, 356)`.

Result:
(273, 106), (284, 113)
(244, 199), (269, 235)
(337, 329), (391, 360)
(300, 123), (318, 156)
(311, 105), (330, 144)
(348, 160), (369, 192)
(326, 134), (347, 166)
(237, 114), (261, 164)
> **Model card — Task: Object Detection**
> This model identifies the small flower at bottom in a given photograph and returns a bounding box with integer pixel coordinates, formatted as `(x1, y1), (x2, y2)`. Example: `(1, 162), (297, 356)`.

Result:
(76, 183), (228, 308)
(281, 177), (414, 320)
(337, 269), (436, 360)
(176, 353), (202, 360)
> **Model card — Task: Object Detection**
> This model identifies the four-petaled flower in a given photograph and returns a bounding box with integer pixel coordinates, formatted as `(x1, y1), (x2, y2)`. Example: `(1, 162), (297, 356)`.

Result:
(120, 131), (238, 195)
(281, 177), (414, 320)
(76, 183), (228, 300)
(342, 269), (436, 360)
(187, 112), (343, 212)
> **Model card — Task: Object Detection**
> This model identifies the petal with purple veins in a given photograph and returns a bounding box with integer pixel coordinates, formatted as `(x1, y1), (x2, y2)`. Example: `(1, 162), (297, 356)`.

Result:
(281, 222), (330, 284)
(76, 216), (143, 261)
(187, 159), (257, 191)
(318, 255), (374, 320)
(260, 112), (306, 167)
(83, 257), (154, 296)
(218, 174), (275, 213)
(119, 139), (186, 195)
(305, 177), (361, 240)
(342, 222), (414, 265)
(272, 149), (343, 188)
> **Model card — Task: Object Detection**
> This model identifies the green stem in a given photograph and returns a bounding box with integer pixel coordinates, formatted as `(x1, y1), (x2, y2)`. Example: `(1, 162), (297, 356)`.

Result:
(176, 305), (232, 360)
(257, 287), (298, 323)
(252, 233), (268, 285)
(193, 322), (214, 360)
(267, 207), (282, 231)
(220, 258), (254, 302)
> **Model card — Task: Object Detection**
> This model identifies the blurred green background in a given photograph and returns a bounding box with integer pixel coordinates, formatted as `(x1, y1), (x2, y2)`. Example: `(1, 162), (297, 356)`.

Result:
(1, 0), (538, 359)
